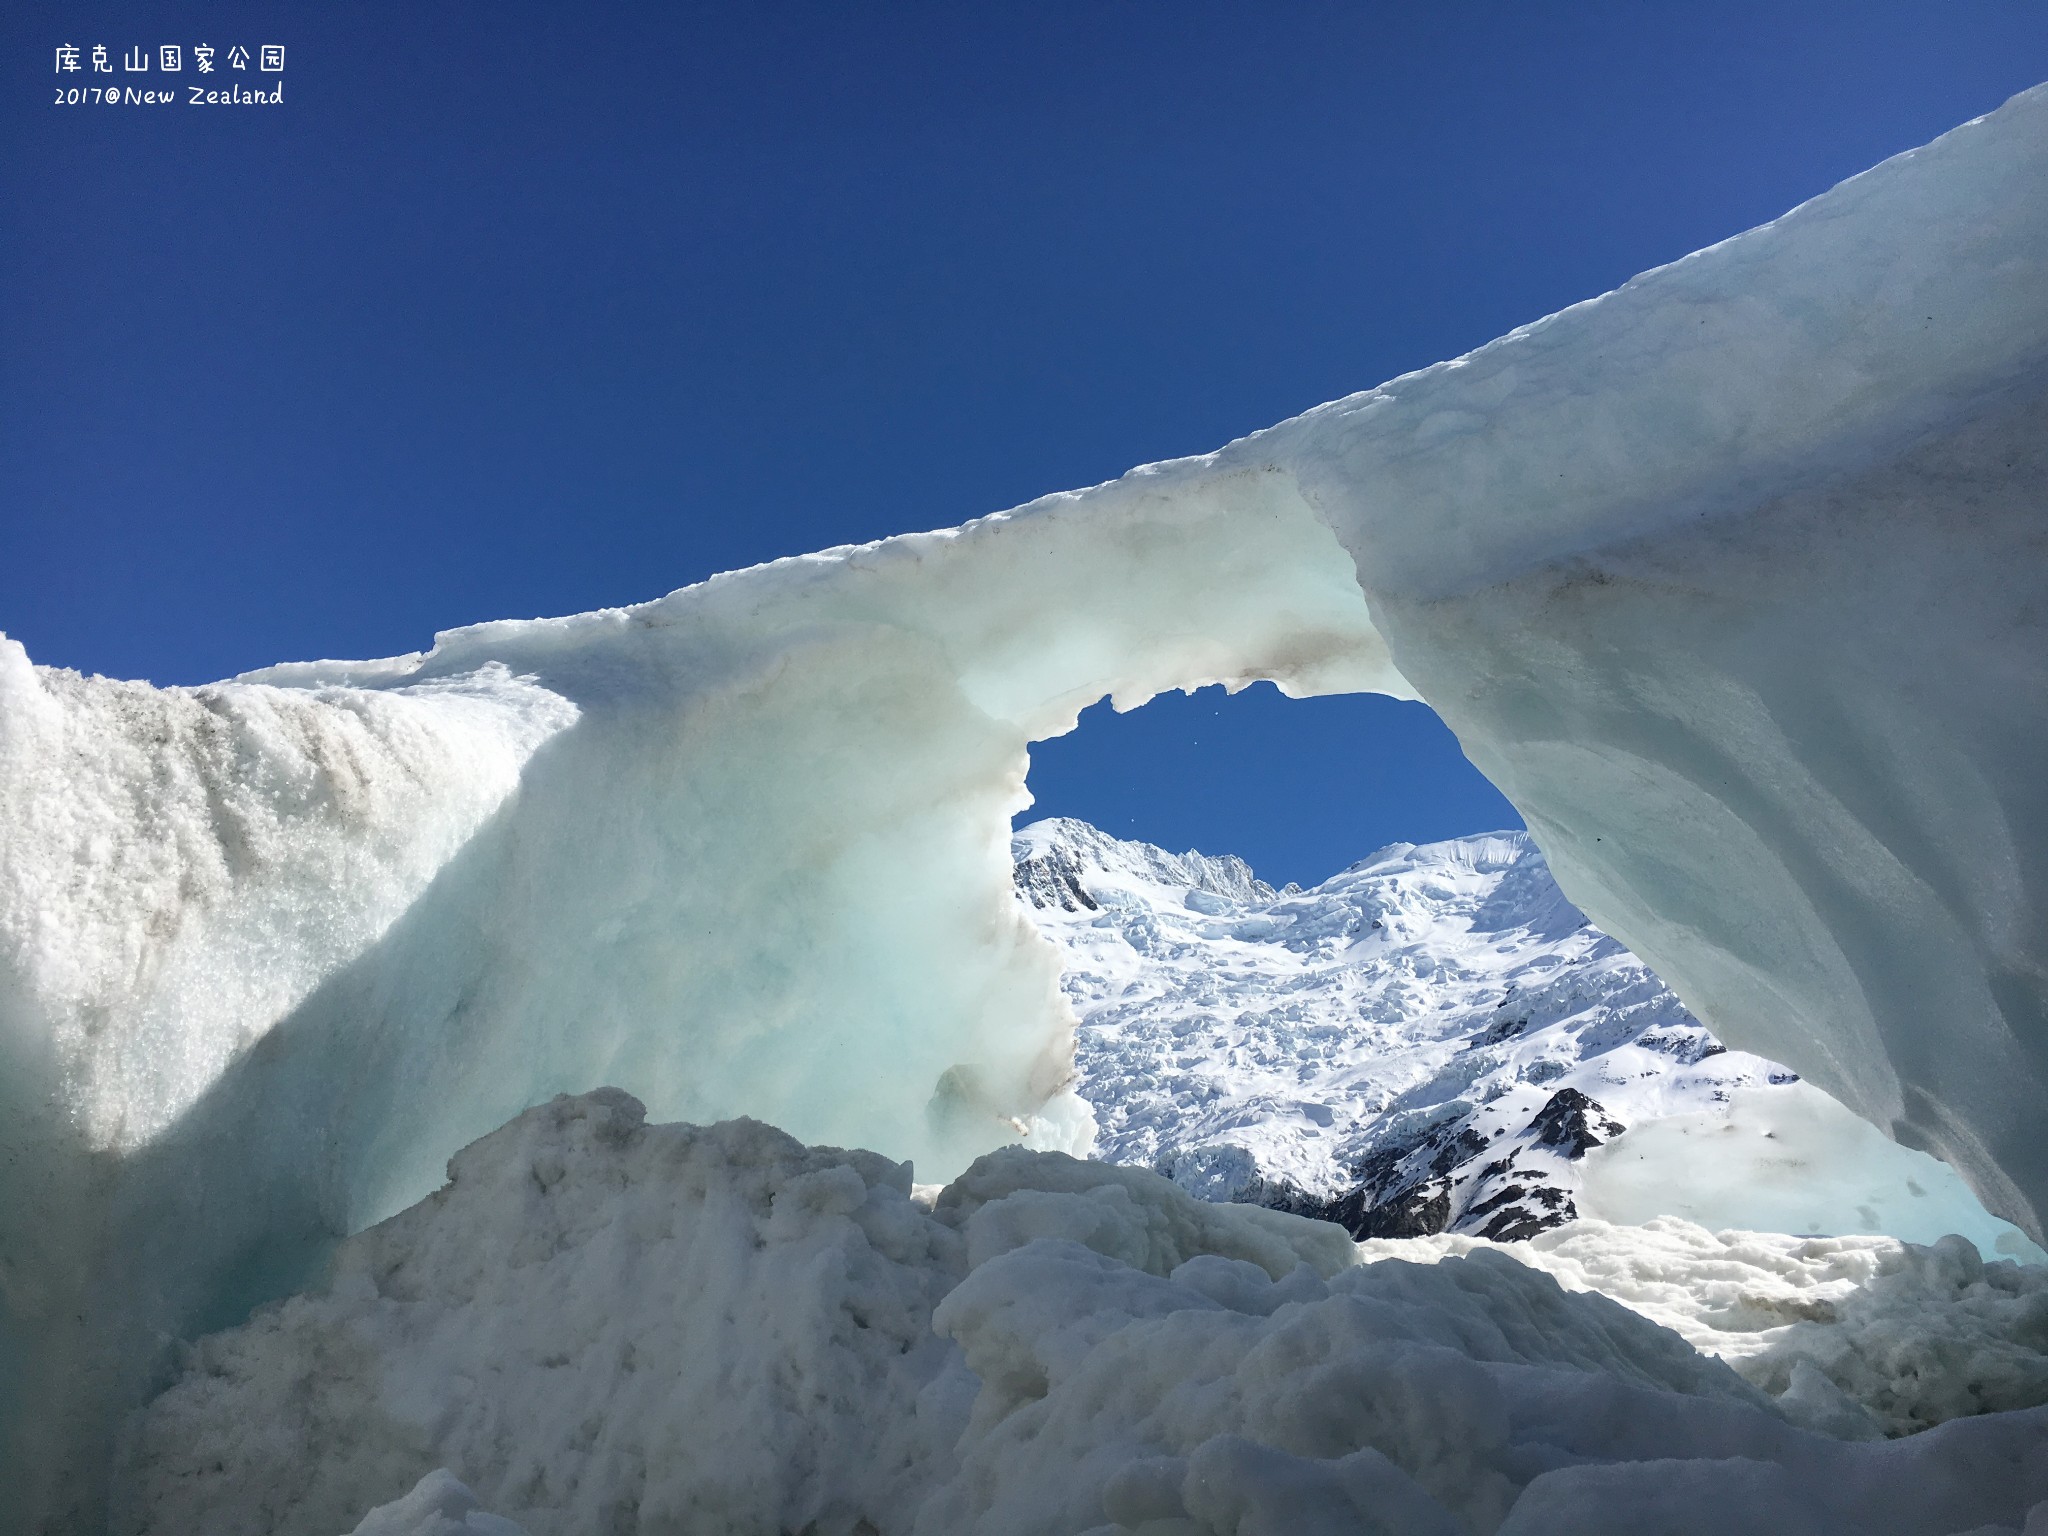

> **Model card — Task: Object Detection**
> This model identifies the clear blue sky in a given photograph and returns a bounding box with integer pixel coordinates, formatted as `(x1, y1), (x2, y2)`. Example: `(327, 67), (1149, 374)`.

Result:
(5, 4), (2044, 884)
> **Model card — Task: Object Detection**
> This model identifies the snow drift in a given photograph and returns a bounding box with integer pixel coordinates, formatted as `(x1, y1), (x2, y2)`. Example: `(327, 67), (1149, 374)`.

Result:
(117, 1091), (2048, 1535)
(2, 83), (2045, 1527)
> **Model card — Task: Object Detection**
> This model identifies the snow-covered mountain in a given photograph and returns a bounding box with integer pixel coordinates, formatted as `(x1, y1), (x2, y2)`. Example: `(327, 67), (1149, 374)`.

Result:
(1015, 817), (1799, 1242)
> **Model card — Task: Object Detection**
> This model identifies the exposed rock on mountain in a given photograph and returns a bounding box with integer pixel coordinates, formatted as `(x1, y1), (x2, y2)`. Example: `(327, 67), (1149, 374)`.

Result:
(1014, 818), (1813, 1244)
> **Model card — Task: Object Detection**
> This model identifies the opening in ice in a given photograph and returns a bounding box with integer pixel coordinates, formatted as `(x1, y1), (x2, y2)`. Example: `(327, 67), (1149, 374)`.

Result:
(1013, 684), (2041, 1264)
(1020, 683), (1522, 889)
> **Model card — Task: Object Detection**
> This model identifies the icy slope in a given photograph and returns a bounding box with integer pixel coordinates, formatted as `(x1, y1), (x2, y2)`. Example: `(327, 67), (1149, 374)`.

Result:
(1018, 818), (2039, 1260)
(117, 1092), (2048, 1536)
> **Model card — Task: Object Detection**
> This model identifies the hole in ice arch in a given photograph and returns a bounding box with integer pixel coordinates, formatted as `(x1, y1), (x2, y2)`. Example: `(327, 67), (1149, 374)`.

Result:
(1020, 682), (1521, 889)
(1017, 680), (2046, 1268)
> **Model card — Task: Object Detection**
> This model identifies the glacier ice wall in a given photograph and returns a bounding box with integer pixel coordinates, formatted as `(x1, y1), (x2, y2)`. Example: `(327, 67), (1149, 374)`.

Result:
(3, 82), (2045, 1529)
(1276, 84), (2048, 1245)
(0, 469), (1397, 1528)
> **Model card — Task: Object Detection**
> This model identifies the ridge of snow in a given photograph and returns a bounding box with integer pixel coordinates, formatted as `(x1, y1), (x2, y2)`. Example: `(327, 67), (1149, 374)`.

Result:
(116, 1091), (2048, 1535)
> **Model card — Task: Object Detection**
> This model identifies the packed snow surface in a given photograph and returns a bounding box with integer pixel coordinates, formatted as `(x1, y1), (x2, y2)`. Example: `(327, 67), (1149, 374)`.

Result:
(1360, 1219), (2048, 1442)
(119, 1092), (2048, 1535)
(4, 84), (2046, 1528)
(1018, 818), (2043, 1261)
(343, 1472), (527, 1536)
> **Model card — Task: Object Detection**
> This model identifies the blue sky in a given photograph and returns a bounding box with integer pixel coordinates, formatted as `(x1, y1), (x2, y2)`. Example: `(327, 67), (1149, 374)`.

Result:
(5, 4), (2044, 884)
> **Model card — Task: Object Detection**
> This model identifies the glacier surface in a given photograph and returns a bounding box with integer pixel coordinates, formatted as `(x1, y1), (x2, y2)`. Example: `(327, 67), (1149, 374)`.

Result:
(116, 1092), (2048, 1535)
(2, 83), (2045, 1527)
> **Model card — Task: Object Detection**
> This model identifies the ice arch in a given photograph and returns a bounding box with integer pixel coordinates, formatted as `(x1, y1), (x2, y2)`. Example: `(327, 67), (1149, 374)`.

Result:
(0, 465), (1404, 1528)
(1, 81), (2044, 1527)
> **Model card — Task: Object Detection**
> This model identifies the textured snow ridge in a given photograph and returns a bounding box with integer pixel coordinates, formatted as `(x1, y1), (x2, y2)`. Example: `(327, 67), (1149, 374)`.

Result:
(1360, 1219), (2048, 1442)
(112, 1089), (1350, 1536)
(1020, 818), (2041, 1261)
(342, 1472), (527, 1536)
(118, 1093), (2048, 1536)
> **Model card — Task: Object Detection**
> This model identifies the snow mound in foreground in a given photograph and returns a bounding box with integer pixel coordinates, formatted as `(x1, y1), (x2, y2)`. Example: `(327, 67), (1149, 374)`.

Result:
(120, 1093), (2048, 1536)
(1360, 1217), (2048, 1441)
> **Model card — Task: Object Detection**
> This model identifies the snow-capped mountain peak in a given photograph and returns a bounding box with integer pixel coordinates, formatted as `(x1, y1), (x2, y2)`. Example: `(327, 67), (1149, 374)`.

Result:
(1015, 816), (1789, 1242)
(1013, 816), (1281, 910)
